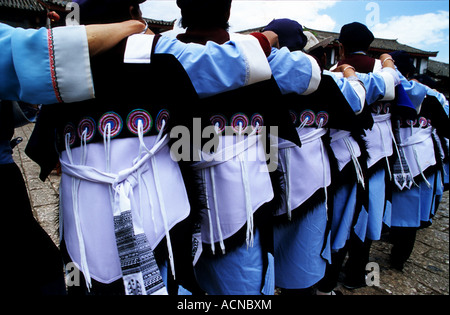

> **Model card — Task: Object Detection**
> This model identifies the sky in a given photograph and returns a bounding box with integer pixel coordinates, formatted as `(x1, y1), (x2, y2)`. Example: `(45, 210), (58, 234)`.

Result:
(140, 0), (450, 63)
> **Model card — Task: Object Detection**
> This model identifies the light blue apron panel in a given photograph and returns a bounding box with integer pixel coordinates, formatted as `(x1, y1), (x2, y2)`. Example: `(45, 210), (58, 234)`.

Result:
(420, 173), (436, 223)
(330, 182), (358, 251)
(365, 169), (386, 240)
(194, 228), (273, 295)
(261, 253), (275, 296)
(354, 207), (368, 242)
(383, 200), (392, 228)
(431, 170), (444, 217)
(444, 161), (449, 186)
(391, 173), (435, 227)
(273, 202), (328, 289)
(354, 168), (386, 241)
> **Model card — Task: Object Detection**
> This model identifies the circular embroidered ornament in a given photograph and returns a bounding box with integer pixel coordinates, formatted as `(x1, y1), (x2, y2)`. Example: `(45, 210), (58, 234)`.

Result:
(300, 110), (315, 126)
(316, 111), (329, 127)
(251, 113), (264, 132)
(418, 117), (428, 127)
(372, 103), (383, 114)
(77, 117), (96, 142)
(127, 109), (152, 135)
(64, 123), (76, 146)
(156, 109), (170, 132)
(210, 114), (227, 134)
(231, 113), (249, 133)
(289, 110), (298, 125)
(406, 119), (417, 127)
(98, 111), (123, 138)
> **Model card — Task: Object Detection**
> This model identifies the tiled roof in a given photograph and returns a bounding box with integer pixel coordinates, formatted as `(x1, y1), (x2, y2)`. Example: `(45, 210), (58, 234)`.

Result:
(0, 0), (70, 11)
(239, 26), (438, 58)
(0, 0), (43, 11)
(306, 28), (438, 57)
(143, 17), (176, 27)
(428, 59), (449, 77)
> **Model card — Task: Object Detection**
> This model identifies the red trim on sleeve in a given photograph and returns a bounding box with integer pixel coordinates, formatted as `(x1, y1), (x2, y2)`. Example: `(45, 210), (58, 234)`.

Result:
(47, 29), (63, 103)
(250, 32), (271, 57)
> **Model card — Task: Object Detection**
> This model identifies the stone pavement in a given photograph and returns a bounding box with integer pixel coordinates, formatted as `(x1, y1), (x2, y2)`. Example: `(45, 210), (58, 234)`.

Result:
(12, 123), (449, 295)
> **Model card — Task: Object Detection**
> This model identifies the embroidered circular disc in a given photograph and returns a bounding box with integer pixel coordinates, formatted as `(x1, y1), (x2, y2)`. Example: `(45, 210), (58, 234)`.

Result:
(406, 119), (417, 127)
(156, 109), (170, 132)
(78, 117), (96, 142)
(251, 113), (264, 132)
(418, 117), (428, 127)
(210, 114), (227, 134)
(289, 110), (298, 125)
(231, 113), (249, 133)
(127, 109), (153, 135)
(98, 111), (123, 138)
(64, 123), (76, 146)
(316, 111), (329, 127)
(300, 110), (315, 126)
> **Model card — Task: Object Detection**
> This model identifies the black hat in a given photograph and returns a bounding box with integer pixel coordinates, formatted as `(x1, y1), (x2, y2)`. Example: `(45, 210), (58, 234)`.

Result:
(338, 22), (374, 52)
(390, 50), (417, 76)
(263, 18), (307, 52)
(176, 0), (232, 29)
(73, 0), (146, 24)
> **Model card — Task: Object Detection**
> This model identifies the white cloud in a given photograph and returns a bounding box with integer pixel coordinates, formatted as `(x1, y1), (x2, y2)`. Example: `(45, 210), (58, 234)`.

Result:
(371, 10), (449, 49)
(229, 1), (338, 32)
(141, 1), (339, 33)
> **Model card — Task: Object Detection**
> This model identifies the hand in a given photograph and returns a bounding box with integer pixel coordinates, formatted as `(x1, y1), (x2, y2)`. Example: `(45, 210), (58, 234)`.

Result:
(86, 20), (146, 56)
(380, 53), (395, 69)
(333, 63), (357, 78)
(261, 30), (279, 49)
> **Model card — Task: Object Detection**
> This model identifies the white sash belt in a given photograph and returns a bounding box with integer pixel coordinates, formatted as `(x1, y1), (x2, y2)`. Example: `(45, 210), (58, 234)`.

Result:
(398, 126), (435, 187)
(364, 114), (394, 178)
(192, 129), (270, 253)
(330, 130), (365, 188)
(61, 128), (176, 290)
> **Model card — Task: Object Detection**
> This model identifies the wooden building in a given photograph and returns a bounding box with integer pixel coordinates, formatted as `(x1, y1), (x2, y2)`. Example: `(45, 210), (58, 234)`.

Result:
(0, 0), (175, 33)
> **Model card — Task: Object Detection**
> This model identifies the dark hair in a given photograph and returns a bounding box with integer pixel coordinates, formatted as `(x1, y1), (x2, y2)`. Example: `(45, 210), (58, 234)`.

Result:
(74, 0), (145, 24)
(390, 50), (417, 77)
(263, 19), (307, 52)
(177, 0), (232, 30)
(338, 22), (374, 54)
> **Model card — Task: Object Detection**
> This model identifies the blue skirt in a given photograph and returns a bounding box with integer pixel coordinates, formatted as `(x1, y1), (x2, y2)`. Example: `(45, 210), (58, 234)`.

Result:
(273, 201), (330, 289)
(444, 161), (449, 187)
(391, 173), (436, 228)
(354, 168), (386, 241)
(330, 182), (358, 251)
(194, 228), (275, 295)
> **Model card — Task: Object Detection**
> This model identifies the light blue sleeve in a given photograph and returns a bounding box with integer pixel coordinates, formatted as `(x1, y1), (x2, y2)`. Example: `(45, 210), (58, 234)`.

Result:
(1, 24), (56, 104)
(356, 72), (388, 105)
(267, 47), (321, 95)
(0, 24), (20, 101)
(154, 36), (248, 98)
(323, 70), (364, 114)
(397, 70), (427, 110)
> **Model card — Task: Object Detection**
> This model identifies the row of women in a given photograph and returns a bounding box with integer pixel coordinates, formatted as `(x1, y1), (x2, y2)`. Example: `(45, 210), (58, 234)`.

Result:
(3, 0), (449, 296)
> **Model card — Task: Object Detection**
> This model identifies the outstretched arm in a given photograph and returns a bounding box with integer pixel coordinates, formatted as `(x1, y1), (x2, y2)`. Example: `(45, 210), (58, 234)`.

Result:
(1, 21), (145, 104)
(86, 20), (145, 56)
